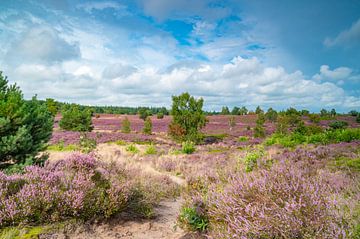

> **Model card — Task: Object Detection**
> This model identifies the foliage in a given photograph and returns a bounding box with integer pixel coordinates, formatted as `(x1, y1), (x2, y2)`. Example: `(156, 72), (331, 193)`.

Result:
(169, 92), (206, 143)
(138, 107), (152, 121)
(220, 106), (230, 115)
(329, 120), (348, 130)
(309, 113), (321, 124)
(121, 117), (131, 133)
(265, 128), (360, 147)
(182, 141), (196, 154)
(228, 116), (235, 130)
(0, 154), (130, 227)
(357, 113), (360, 123)
(179, 205), (208, 232)
(0, 72), (53, 169)
(125, 144), (139, 154)
(254, 112), (266, 138)
(78, 133), (97, 153)
(243, 149), (264, 172)
(238, 136), (248, 142)
(255, 106), (263, 114)
(144, 145), (157, 155)
(349, 110), (358, 116)
(142, 117), (152, 135)
(59, 105), (93, 132)
(265, 107), (278, 122)
(156, 112), (164, 119)
(45, 98), (58, 117)
(276, 115), (290, 134)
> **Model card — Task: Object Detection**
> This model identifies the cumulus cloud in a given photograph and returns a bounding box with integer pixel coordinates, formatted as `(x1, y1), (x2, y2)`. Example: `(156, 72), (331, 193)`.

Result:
(324, 18), (360, 47)
(6, 26), (80, 64)
(312, 65), (359, 85)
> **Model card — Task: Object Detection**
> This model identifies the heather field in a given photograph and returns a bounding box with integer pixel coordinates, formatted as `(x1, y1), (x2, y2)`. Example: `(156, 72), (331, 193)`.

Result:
(2, 112), (359, 238)
(2, 1), (360, 238)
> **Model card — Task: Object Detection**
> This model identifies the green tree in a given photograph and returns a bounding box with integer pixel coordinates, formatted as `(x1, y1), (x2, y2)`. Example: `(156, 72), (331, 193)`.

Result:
(255, 106), (263, 115)
(221, 106), (230, 115)
(46, 98), (58, 116)
(231, 106), (240, 115)
(143, 117), (152, 135)
(276, 115), (290, 135)
(169, 92), (206, 143)
(121, 117), (131, 133)
(59, 105), (93, 132)
(330, 108), (336, 117)
(265, 107), (278, 122)
(138, 107), (152, 121)
(0, 72), (53, 169)
(254, 112), (266, 138)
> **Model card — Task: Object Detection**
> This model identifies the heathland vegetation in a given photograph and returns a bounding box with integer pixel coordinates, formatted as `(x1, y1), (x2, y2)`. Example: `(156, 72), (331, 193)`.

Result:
(1, 72), (360, 238)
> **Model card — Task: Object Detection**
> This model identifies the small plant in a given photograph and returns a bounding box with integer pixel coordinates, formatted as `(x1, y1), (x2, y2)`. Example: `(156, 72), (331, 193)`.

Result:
(126, 144), (139, 154)
(59, 105), (93, 132)
(228, 116), (236, 130)
(243, 149), (264, 172)
(79, 133), (97, 153)
(157, 112), (164, 119)
(254, 112), (266, 138)
(142, 117), (152, 135)
(145, 145), (157, 155)
(182, 141), (196, 154)
(238, 136), (248, 142)
(329, 120), (348, 130)
(121, 117), (131, 133)
(179, 206), (208, 232)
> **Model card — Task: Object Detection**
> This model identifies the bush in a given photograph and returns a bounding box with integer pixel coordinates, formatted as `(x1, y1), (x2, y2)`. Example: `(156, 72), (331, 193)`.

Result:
(207, 161), (348, 238)
(144, 145), (157, 155)
(59, 105), (93, 132)
(276, 115), (290, 134)
(254, 113), (266, 138)
(357, 114), (360, 123)
(169, 92), (206, 143)
(182, 141), (196, 154)
(0, 154), (130, 227)
(243, 149), (264, 172)
(138, 107), (152, 121)
(329, 120), (348, 130)
(156, 112), (164, 119)
(142, 117), (152, 135)
(78, 133), (97, 153)
(0, 72), (53, 170)
(308, 113), (321, 124)
(126, 144), (139, 154)
(121, 117), (131, 133)
(265, 107), (278, 122)
(179, 205), (208, 232)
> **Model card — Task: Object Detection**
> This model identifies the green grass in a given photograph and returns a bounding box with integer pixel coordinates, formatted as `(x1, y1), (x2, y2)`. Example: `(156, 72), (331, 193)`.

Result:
(0, 222), (67, 239)
(144, 145), (157, 155)
(238, 136), (249, 142)
(113, 140), (127, 146)
(332, 157), (360, 172)
(125, 144), (140, 154)
(47, 144), (79, 151)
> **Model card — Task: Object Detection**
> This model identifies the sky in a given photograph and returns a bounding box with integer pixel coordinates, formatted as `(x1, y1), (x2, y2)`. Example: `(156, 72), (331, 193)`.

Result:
(0, 0), (359, 112)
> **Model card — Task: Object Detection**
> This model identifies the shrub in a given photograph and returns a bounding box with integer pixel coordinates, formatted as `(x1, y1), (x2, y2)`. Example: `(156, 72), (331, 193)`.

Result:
(138, 107), (152, 121)
(228, 116), (235, 130)
(126, 144), (139, 154)
(142, 117), (152, 135)
(78, 133), (97, 153)
(182, 141), (196, 154)
(169, 92), (206, 143)
(121, 117), (131, 133)
(59, 105), (93, 132)
(179, 205), (208, 232)
(276, 115), (290, 134)
(329, 120), (348, 130)
(221, 106), (230, 115)
(238, 136), (248, 142)
(254, 112), (266, 138)
(265, 107), (278, 122)
(243, 149), (264, 172)
(156, 112), (164, 119)
(0, 154), (130, 227)
(309, 113), (321, 124)
(357, 114), (360, 123)
(0, 72), (53, 170)
(207, 162), (349, 238)
(144, 145), (157, 155)
(45, 98), (58, 117)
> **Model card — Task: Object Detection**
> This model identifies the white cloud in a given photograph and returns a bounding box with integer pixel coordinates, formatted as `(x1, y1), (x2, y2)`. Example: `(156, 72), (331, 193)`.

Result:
(6, 26), (80, 64)
(324, 18), (360, 47)
(77, 1), (125, 13)
(312, 65), (359, 85)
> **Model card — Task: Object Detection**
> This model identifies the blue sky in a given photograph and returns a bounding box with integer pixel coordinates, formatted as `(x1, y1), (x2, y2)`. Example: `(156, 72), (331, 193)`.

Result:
(0, 0), (359, 111)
